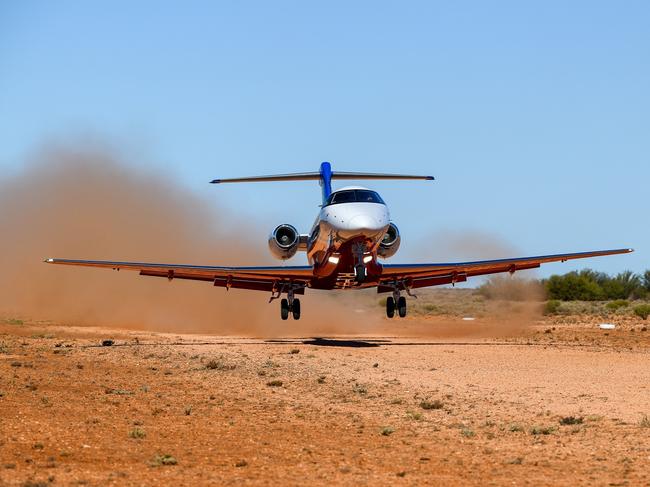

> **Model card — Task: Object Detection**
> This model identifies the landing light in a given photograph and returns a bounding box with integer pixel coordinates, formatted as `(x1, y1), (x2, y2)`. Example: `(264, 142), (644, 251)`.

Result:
(363, 255), (373, 264)
(328, 255), (340, 264)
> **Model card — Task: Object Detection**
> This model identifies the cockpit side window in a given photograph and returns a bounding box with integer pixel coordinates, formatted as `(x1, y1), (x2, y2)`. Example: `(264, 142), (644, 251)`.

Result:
(330, 190), (356, 204)
(325, 190), (385, 206)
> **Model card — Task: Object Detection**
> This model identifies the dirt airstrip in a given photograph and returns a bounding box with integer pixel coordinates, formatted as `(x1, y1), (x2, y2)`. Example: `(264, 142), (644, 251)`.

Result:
(1, 314), (649, 486)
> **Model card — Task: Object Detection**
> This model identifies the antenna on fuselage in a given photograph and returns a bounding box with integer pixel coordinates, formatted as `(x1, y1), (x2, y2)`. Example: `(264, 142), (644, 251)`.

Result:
(211, 162), (434, 204)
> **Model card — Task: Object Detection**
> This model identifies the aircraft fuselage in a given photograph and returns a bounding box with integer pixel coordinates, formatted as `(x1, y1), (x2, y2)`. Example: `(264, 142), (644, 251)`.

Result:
(305, 186), (391, 289)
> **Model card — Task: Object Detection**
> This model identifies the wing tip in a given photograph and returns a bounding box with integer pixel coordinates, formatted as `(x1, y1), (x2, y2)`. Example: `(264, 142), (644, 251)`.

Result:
(210, 179), (221, 184)
(426, 176), (435, 181)
(43, 258), (55, 263)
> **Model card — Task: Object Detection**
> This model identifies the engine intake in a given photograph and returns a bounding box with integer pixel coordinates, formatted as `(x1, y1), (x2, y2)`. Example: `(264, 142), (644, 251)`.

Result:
(269, 224), (300, 260)
(378, 223), (400, 259)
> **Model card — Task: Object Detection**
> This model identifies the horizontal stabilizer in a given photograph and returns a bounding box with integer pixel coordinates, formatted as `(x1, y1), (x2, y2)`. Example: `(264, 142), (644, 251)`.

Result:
(211, 172), (322, 184)
(211, 171), (433, 184)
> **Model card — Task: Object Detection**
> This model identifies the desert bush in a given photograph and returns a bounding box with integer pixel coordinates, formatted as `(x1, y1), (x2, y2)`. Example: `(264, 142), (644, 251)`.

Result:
(530, 425), (556, 435)
(545, 272), (604, 301)
(420, 399), (443, 410)
(559, 416), (583, 425)
(406, 410), (423, 421)
(150, 454), (177, 466)
(545, 269), (649, 301)
(633, 304), (650, 320)
(543, 300), (562, 315)
(205, 358), (235, 371)
(606, 299), (629, 311)
(266, 380), (283, 387)
(129, 428), (146, 439)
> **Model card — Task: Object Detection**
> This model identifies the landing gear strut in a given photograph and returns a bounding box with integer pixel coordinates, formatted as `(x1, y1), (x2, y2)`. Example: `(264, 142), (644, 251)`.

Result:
(386, 290), (408, 318)
(353, 242), (367, 284)
(278, 287), (301, 320)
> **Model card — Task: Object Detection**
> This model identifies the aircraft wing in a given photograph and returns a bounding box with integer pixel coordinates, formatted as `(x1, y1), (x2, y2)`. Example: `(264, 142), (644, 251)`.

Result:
(44, 258), (313, 293)
(378, 248), (634, 291)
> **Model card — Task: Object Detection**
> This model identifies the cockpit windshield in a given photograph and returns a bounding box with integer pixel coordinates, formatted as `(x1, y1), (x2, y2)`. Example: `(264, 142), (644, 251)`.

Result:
(325, 190), (385, 206)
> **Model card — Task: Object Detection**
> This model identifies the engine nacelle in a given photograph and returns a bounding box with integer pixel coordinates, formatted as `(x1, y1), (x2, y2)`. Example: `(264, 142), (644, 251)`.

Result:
(378, 223), (400, 259)
(268, 224), (300, 260)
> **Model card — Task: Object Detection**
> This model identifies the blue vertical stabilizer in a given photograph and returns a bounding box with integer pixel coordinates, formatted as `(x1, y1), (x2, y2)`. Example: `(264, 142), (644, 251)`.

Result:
(319, 162), (333, 204)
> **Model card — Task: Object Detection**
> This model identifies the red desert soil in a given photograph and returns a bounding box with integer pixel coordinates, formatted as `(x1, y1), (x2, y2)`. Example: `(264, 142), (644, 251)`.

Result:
(1, 316), (649, 486)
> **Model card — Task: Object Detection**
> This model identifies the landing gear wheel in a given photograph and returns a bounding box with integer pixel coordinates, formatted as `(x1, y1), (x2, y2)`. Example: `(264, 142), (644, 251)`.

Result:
(355, 265), (366, 283)
(292, 298), (301, 320)
(397, 296), (407, 318)
(386, 296), (395, 318)
(280, 299), (289, 320)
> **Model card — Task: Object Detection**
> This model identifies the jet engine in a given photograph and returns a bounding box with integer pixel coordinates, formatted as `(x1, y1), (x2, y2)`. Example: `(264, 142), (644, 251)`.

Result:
(378, 223), (400, 258)
(269, 224), (300, 260)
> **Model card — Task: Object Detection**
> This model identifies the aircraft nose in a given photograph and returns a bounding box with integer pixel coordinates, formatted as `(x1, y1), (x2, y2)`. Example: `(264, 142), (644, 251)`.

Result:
(349, 214), (384, 232)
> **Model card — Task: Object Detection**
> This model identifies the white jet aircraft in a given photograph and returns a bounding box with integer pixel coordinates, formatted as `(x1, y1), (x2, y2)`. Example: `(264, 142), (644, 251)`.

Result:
(45, 162), (632, 320)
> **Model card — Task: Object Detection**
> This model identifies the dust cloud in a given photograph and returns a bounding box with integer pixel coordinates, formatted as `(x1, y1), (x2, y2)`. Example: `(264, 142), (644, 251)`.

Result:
(0, 143), (378, 336)
(403, 230), (545, 338)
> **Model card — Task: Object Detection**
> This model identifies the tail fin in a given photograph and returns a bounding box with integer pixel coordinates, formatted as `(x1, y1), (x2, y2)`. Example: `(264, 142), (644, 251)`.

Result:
(211, 162), (434, 203)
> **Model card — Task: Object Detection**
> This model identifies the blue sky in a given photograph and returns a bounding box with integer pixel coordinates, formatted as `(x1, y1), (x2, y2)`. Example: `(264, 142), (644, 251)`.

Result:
(1, 1), (647, 275)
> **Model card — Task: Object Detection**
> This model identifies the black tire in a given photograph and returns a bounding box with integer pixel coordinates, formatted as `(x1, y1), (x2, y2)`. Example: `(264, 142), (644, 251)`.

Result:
(355, 265), (366, 283)
(280, 299), (289, 320)
(292, 298), (301, 320)
(386, 296), (395, 318)
(398, 296), (407, 318)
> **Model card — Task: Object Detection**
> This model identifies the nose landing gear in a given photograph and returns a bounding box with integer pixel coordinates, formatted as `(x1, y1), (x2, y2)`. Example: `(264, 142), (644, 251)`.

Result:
(352, 242), (369, 284)
(354, 264), (366, 284)
(385, 290), (409, 318)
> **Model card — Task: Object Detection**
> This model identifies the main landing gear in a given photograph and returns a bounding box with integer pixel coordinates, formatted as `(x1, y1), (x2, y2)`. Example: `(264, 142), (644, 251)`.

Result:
(386, 290), (407, 318)
(279, 289), (301, 321)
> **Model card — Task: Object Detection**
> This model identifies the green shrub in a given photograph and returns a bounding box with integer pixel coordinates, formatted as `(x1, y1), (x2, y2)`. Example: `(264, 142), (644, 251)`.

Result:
(545, 269), (649, 301)
(129, 428), (146, 439)
(544, 300), (562, 315)
(545, 272), (604, 301)
(606, 300), (629, 311)
(633, 305), (650, 320)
